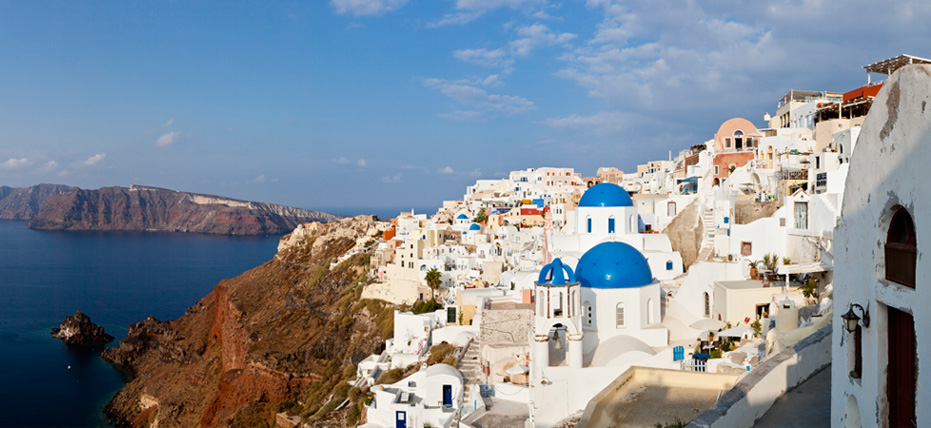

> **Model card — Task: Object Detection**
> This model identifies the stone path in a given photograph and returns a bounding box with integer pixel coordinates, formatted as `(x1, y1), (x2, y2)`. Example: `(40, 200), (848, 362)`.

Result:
(754, 365), (831, 427)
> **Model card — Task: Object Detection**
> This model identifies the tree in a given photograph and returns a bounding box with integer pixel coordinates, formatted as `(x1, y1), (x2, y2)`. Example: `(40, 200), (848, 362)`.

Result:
(425, 267), (443, 300)
(473, 208), (487, 224)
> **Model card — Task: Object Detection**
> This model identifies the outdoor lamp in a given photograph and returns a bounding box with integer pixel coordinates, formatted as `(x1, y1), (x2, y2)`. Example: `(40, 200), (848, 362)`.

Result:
(841, 303), (870, 333)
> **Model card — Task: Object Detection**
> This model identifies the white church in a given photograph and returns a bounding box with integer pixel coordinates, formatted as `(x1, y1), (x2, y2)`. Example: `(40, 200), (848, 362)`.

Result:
(528, 183), (681, 426)
(548, 183), (684, 281)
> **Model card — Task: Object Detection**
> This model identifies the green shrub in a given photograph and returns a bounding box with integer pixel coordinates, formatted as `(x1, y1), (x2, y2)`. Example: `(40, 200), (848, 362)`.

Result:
(412, 299), (442, 314)
(376, 368), (405, 385)
(710, 349), (723, 359)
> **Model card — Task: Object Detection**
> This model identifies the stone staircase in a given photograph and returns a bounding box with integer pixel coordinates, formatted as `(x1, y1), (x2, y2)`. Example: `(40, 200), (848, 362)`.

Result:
(458, 338), (483, 386)
(696, 172), (716, 263)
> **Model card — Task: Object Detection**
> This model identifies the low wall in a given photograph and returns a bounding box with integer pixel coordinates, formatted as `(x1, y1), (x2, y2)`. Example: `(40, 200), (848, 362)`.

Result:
(686, 324), (831, 428)
(577, 367), (739, 428)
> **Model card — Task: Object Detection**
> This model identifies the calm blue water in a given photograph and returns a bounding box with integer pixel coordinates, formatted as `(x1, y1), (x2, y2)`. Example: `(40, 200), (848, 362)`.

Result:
(0, 221), (281, 427)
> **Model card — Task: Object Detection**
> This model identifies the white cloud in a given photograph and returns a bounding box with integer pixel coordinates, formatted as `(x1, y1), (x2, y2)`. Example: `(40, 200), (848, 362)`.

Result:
(468, 168), (483, 178)
(337, 157), (351, 164)
(57, 169), (70, 177)
(382, 172), (403, 183)
(331, 0), (408, 16)
(0, 157), (31, 169)
(357, 158), (368, 167)
(438, 110), (484, 121)
(425, 78), (535, 116)
(38, 160), (59, 172)
(453, 48), (514, 71)
(254, 175), (267, 183)
(508, 23), (576, 56)
(163, 118), (174, 127)
(156, 131), (181, 147)
(439, 166), (455, 174)
(429, 0), (548, 26)
(83, 153), (107, 167)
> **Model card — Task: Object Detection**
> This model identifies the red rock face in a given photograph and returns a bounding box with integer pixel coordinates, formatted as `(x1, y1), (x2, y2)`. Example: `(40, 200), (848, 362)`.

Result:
(28, 186), (342, 235)
(102, 217), (391, 428)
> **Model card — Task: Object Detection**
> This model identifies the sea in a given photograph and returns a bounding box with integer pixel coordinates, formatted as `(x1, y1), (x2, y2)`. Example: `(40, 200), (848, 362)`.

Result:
(0, 206), (432, 427)
(0, 220), (282, 427)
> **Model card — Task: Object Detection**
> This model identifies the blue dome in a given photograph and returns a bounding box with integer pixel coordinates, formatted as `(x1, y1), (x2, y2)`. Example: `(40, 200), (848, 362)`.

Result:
(579, 183), (633, 207)
(469, 223), (481, 231)
(456, 213), (468, 220)
(576, 242), (653, 289)
(536, 258), (577, 286)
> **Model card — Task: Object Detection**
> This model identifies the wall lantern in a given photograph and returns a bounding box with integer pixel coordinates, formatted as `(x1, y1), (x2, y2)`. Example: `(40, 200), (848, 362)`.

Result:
(841, 303), (870, 333)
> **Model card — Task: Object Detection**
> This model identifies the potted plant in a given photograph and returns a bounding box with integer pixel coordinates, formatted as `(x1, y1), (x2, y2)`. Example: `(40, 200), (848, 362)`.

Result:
(748, 260), (760, 280)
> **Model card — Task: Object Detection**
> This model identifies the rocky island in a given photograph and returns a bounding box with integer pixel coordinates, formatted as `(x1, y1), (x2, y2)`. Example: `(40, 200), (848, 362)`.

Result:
(51, 311), (114, 348)
(27, 185), (343, 235)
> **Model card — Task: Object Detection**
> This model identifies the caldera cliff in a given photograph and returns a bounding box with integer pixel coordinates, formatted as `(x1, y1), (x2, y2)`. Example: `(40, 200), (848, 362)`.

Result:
(0, 184), (73, 220)
(28, 185), (343, 235)
(102, 216), (396, 428)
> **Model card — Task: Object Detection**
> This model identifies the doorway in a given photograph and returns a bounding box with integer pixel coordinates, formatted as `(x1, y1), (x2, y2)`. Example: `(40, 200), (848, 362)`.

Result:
(887, 306), (916, 427)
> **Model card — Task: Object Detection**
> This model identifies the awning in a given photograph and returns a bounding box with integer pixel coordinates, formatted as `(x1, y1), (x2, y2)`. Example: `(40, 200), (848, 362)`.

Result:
(506, 365), (529, 375)
(775, 261), (832, 275)
(690, 318), (726, 331)
(717, 325), (753, 339)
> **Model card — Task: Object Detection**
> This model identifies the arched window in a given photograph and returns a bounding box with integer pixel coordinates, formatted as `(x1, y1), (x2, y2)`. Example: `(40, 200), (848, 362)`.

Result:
(583, 301), (593, 327)
(586, 216), (592, 233)
(615, 303), (625, 328)
(647, 298), (654, 324)
(608, 216), (615, 233)
(885, 207), (917, 288)
(734, 130), (744, 136)
(554, 291), (563, 317)
(570, 290), (578, 317)
(538, 290), (545, 314)
(703, 292), (711, 317)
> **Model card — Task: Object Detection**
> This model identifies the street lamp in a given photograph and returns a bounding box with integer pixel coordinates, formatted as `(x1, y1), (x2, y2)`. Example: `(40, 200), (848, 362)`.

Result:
(841, 303), (870, 333)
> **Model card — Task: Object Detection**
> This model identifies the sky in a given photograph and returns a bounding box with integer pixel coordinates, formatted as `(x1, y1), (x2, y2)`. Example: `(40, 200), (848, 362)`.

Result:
(0, 1), (928, 211)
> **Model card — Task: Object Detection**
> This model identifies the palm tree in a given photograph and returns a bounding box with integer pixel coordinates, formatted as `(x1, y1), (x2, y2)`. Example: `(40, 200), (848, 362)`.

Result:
(425, 267), (443, 300)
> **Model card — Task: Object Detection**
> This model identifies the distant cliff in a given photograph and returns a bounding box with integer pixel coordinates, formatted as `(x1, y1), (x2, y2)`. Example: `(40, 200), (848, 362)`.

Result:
(28, 185), (343, 235)
(0, 184), (73, 220)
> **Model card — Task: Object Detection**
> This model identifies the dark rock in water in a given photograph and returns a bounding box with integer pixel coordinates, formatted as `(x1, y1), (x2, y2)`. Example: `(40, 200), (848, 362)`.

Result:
(51, 311), (114, 347)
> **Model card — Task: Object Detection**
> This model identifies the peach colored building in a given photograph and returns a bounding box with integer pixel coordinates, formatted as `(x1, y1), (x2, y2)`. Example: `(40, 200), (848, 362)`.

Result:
(712, 118), (760, 184)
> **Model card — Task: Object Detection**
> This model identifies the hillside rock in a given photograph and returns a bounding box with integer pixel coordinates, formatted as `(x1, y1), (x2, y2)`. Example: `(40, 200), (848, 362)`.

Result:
(102, 216), (395, 428)
(28, 185), (343, 235)
(51, 311), (114, 347)
(0, 184), (73, 220)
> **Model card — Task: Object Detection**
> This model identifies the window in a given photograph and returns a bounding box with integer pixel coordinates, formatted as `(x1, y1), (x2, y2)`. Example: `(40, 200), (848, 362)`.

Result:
(583, 301), (593, 327)
(616, 303), (625, 328)
(703, 292), (710, 317)
(794, 201), (808, 229)
(608, 216), (615, 233)
(815, 156), (821, 169)
(666, 261), (673, 271)
(885, 207), (917, 287)
(714, 165), (719, 175)
(586, 216), (592, 233)
(725, 138), (731, 149)
(667, 202), (676, 217)
(554, 292), (563, 317)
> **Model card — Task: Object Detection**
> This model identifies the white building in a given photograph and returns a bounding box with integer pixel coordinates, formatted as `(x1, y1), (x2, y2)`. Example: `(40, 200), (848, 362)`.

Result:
(832, 64), (929, 428)
(362, 364), (464, 428)
(549, 183), (684, 281)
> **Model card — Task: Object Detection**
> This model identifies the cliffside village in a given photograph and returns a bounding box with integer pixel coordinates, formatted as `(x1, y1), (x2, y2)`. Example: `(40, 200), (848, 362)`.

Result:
(279, 55), (930, 428)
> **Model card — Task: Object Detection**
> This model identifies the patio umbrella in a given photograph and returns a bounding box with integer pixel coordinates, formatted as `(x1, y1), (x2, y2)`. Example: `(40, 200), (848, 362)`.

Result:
(690, 318), (726, 331)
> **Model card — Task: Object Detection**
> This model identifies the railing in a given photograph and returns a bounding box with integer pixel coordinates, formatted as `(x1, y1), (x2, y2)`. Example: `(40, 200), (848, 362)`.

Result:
(779, 169), (808, 180)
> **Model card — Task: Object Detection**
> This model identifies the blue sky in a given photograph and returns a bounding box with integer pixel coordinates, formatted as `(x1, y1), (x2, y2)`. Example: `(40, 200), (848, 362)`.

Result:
(1, 0), (928, 211)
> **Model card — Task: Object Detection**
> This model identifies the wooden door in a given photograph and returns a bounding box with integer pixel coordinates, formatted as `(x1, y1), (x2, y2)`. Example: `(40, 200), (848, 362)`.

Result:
(888, 306), (916, 428)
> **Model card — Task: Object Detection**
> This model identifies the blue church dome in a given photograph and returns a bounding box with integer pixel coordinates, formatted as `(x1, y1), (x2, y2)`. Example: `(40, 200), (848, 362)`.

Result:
(576, 242), (653, 289)
(578, 183), (633, 207)
(456, 213), (468, 220)
(469, 223), (481, 231)
(536, 258), (577, 286)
